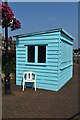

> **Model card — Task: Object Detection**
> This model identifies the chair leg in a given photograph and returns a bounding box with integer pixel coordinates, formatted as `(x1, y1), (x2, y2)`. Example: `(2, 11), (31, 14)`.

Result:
(23, 81), (25, 91)
(32, 82), (34, 89)
(34, 82), (36, 91)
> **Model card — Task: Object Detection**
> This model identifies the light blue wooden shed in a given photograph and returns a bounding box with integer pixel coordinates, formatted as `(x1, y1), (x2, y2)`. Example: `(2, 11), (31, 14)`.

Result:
(14, 28), (74, 91)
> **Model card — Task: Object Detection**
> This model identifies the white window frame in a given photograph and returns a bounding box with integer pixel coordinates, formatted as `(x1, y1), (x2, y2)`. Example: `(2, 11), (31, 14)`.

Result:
(26, 45), (47, 64)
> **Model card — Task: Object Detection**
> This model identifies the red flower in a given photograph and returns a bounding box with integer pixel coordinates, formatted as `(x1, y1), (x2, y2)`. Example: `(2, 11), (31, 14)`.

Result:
(0, 3), (21, 31)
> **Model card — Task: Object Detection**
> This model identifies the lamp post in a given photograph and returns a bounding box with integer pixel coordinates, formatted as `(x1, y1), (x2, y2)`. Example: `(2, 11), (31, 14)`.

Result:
(4, 1), (10, 94)
(1, 2), (21, 94)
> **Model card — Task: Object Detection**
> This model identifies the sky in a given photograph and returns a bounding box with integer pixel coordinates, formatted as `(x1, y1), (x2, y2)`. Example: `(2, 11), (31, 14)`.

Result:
(1, 2), (78, 48)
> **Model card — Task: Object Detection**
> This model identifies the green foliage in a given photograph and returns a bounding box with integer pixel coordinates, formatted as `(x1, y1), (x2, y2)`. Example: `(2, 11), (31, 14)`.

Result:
(2, 50), (16, 73)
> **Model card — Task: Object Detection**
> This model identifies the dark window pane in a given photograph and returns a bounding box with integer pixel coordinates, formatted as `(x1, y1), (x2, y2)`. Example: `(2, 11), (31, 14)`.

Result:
(28, 46), (35, 62)
(38, 46), (46, 63)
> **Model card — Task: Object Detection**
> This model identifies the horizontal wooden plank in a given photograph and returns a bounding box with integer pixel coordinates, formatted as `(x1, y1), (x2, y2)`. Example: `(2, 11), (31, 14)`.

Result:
(16, 50), (59, 56)
(48, 44), (59, 47)
(58, 77), (71, 90)
(16, 48), (26, 51)
(16, 80), (59, 91)
(39, 78), (58, 82)
(60, 71), (72, 81)
(60, 36), (73, 45)
(47, 59), (59, 62)
(17, 72), (58, 77)
(16, 68), (58, 73)
(16, 53), (26, 56)
(16, 76), (58, 84)
(19, 39), (59, 44)
(36, 82), (58, 91)
(61, 60), (72, 64)
(61, 32), (73, 42)
(19, 38), (60, 43)
(16, 64), (58, 69)
(41, 32), (59, 36)
(16, 57), (59, 62)
(16, 69), (58, 77)
(17, 56), (25, 58)
(16, 51), (25, 54)
(16, 79), (59, 91)
(16, 54), (26, 57)
(59, 73), (71, 84)
(16, 61), (25, 64)
(17, 57), (59, 61)
(16, 50), (25, 52)
(60, 69), (71, 78)
(37, 75), (58, 79)
(59, 68), (72, 78)
(16, 64), (58, 73)
(60, 67), (71, 74)
(59, 73), (72, 86)
(17, 77), (58, 84)
(59, 68), (72, 81)
(19, 35), (59, 40)
(47, 54), (59, 59)
(19, 32), (59, 39)
(47, 51), (59, 54)
(37, 81), (58, 86)
(16, 72), (58, 78)
(16, 79), (58, 91)
(43, 32), (59, 36)
(16, 77), (58, 85)
(16, 59), (26, 62)
(17, 42), (59, 47)
(47, 58), (59, 61)
(16, 62), (59, 66)
(47, 46), (59, 51)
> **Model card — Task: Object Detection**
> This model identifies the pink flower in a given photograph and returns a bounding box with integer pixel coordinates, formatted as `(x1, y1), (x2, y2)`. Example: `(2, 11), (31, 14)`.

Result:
(0, 3), (21, 31)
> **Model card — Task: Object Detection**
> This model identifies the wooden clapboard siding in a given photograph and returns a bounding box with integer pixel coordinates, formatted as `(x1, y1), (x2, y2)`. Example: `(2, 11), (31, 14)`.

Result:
(16, 32), (60, 91)
(58, 31), (73, 90)
(58, 66), (72, 90)
(15, 28), (74, 91)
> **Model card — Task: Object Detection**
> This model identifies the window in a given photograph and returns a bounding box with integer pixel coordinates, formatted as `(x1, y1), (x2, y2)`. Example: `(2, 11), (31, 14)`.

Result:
(26, 45), (47, 64)
(38, 46), (46, 63)
(28, 46), (35, 62)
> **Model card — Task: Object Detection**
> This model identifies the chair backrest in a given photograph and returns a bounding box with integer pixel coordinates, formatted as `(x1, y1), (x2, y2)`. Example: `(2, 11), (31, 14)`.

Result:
(23, 72), (36, 81)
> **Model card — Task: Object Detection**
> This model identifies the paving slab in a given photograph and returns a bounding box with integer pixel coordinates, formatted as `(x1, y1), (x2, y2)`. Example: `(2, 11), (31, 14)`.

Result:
(2, 64), (79, 119)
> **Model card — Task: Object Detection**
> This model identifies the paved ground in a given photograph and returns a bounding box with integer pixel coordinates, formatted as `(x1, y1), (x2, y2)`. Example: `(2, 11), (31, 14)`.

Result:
(2, 64), (79, 119)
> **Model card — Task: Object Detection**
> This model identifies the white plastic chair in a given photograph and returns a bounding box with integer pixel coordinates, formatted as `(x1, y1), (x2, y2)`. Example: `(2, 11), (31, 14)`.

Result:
(22, 71), (36, 91)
